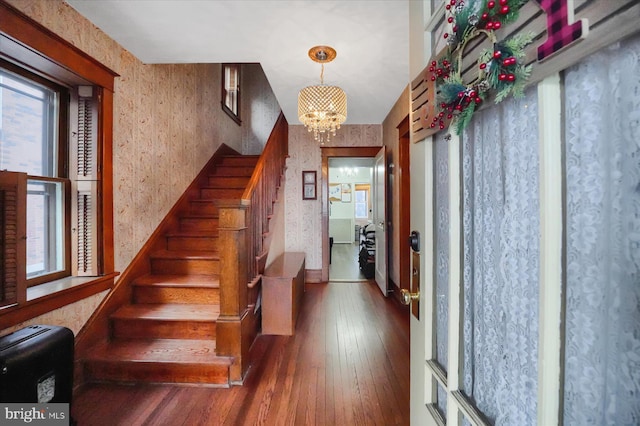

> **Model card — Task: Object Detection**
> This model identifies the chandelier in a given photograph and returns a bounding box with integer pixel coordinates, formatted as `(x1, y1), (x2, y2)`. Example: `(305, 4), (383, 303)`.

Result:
(298, 46), (347, 144)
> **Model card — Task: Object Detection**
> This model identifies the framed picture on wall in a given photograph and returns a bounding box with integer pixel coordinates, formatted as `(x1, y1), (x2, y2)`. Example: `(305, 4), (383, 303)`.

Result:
(329, 184), (341, 201)
(302, 171), (317, 200)
(341, 183), (352, 202)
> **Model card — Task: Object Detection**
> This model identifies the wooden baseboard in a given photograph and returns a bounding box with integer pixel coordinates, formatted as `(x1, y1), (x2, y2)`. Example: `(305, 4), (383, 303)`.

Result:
(305, 269), (323, 283)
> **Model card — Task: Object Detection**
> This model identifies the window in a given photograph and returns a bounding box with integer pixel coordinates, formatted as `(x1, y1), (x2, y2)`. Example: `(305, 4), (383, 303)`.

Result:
(354, 184), (370, 219)
(221, 64), (241, 124)
(0, 63), (70, 286)
(0, 1), (117, 325)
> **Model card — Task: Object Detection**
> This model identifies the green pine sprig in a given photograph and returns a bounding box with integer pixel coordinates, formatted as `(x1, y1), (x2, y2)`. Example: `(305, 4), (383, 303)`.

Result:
(454, 101), (477, 134)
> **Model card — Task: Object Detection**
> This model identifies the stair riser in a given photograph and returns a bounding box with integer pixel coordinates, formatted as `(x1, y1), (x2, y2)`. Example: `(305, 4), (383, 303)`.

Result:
(167, 236), (218, 251)
(219, 157), (259, 167)
(188, 201), (218, 215)
(83, 361), (230, 385)
(179, 218), (219, 232)
(151, 258), (219, 275)
(200, 188), (244, 199)
(214, 166), (255, 176)
(133, 287), (220, 305)
(111, 319), (216, 340)
(207, 176), (250, 188)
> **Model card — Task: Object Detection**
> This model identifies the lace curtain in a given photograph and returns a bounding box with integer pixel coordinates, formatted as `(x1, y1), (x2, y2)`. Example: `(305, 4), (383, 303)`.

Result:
(435, 132), (450, 416)
(461, 86), (540, 425)
(562, 34), (640, 426)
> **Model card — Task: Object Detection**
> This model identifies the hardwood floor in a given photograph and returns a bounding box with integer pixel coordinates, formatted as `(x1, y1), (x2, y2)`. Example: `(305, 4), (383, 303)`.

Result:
(329, 242), (369, 281)
(72, 281), (410, 425)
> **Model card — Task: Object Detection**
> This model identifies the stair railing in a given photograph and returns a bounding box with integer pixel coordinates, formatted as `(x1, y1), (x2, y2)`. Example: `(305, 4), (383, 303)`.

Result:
(216, 113), (288, 381)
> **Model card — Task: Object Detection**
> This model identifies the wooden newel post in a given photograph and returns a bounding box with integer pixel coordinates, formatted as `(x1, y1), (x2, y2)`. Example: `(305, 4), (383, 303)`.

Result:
(216, 199), (250, 382)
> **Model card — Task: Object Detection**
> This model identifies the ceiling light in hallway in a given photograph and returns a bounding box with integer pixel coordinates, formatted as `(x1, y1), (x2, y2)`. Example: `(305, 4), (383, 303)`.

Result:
(298, 46), (347, 144)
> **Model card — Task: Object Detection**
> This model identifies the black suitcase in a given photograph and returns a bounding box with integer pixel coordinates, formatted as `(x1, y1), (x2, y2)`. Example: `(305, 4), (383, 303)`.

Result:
(0, 325), (74, 403)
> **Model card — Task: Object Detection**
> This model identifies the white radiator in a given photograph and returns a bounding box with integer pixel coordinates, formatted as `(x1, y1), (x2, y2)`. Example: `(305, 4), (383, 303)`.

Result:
(329, 218), (353, 243)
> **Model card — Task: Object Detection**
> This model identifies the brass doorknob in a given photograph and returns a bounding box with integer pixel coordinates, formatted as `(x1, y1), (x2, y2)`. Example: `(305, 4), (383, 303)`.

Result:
(400, 288), (419, 305)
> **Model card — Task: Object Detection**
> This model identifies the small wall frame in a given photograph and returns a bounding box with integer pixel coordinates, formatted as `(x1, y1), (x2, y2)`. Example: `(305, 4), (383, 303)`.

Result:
(302, 171), (317, 200)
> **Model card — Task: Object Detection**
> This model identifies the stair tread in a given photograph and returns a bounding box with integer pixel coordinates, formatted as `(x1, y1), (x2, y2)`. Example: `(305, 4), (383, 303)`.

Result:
(112, 303), (220, 321)
(86, 339), (230, 364)
(179, 214), (219, 219)
(134, 274), (220, 288)
(205, 186), (246, 191)
(151, 250), (219, 259)
(165, 231), (218, 237)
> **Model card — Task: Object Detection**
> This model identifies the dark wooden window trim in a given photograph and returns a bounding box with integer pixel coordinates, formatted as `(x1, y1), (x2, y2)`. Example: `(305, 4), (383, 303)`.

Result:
(221, 63), (241, 125)
(0, 1), (119, 328)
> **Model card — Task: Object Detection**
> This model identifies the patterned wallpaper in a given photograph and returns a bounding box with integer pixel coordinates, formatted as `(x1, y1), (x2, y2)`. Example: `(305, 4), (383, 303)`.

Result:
(285, 124), (383, 271)
(1, 0), (277, 336)
(242, 64), (281, 155)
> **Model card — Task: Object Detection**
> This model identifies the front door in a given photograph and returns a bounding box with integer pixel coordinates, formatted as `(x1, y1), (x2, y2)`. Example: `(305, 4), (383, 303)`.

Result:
(408, 136), (434, 424)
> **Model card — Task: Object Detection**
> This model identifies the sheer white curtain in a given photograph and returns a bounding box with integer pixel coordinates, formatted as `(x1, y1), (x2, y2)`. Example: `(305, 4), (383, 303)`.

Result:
(563, 34), (640, 426)
(435, 132), (450, 416)
(461, 86), (540, 425)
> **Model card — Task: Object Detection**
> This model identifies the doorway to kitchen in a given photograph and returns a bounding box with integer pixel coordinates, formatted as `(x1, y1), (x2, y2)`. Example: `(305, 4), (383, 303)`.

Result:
(328, 157), (375, 281)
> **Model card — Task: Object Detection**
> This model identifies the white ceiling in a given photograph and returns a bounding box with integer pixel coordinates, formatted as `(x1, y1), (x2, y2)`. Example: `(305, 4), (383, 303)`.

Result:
(65, 0), (410, 125)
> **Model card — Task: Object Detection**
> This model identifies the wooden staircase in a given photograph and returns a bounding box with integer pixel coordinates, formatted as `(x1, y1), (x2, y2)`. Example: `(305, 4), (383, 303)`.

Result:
(82, 155), (259, 386)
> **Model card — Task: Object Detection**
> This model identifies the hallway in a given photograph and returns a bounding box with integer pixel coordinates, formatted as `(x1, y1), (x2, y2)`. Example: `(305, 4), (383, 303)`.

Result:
(72, 281), (410, 425)
(329, 242), (370, 282)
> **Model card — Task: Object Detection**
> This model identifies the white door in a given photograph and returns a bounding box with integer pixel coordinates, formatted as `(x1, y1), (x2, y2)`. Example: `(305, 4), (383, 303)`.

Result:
(409, 137), (435, 424)
(373, 146), (387, 296)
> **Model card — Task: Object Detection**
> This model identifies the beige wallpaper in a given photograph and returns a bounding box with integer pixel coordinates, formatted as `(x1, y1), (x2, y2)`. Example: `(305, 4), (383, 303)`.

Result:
(242, 64), (281, 155)
(0, 291), (109, 336)
(285, 124), (383, 271)
(2, 0), (278, 336)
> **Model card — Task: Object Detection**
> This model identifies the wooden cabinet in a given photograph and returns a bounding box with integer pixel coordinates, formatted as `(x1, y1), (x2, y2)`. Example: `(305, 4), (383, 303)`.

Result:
(262, 252), (306, 336)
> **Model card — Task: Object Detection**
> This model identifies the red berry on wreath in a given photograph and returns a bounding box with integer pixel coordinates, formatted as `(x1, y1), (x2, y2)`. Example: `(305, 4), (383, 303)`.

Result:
(475, 97), (482, 103)
(482, 12), (489, 20)
(499, 73), (507, 81)
(494, 21), (502, 29)
(448, 17), (454, 23)
(480, 63), (487, 69)
(501, 5), (509, 14)
(493, 50), (502, 59)
(486, 21), (494, 29)
(488, 1), (495, 8)
(444, 33), (449, 39)
(507, 74), (516, 82)
(450, 0), (456, 5)
(446, 4), (451, 10)
(499, 0), (508, 4)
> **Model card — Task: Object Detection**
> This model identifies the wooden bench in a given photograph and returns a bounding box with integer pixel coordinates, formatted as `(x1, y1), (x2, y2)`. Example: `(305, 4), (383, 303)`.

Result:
(262, 252), (306, 336)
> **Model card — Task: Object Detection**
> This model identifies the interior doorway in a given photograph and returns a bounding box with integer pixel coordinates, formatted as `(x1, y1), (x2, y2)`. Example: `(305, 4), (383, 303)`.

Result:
(327, 157), (374, 282)
(321, 147), (381, 282)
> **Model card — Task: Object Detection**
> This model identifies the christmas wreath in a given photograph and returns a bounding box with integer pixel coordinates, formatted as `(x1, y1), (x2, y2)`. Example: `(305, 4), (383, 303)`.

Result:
(429, 0), (535, 134)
